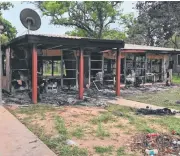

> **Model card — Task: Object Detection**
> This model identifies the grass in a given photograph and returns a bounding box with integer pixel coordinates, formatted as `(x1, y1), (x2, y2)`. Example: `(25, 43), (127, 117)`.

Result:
(96, 122), (110, 138)
(94, 146), (113, 155)
(9, 101), (180, 156)
(72, 126), (84, 139)
(116, 147), (125, 156)
(55, 116), (68, 136)
(91, 112), (115, 124)
(11, 105), (87, 156)
(172, 74), (180, 84)
(56, 145), (88, 156)
(107, 105), (156, 133)
(14, 104), (56, 115)
(152, 116), (180, 134)
(125, 87), (180, 110)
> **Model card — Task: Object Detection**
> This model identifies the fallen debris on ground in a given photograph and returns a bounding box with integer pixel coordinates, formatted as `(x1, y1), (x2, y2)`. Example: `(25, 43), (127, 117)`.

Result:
(2, 85), (179, 108)
(136, 107), (179, 116)
(131, 133), (180, 155)
(2, 88), (116, 107)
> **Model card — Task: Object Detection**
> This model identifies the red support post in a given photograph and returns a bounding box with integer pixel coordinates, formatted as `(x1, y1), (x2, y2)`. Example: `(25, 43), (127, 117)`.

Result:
(79, 49), (84, 99)
(116, 48), (121, 96)
(32, 45), (38, 104)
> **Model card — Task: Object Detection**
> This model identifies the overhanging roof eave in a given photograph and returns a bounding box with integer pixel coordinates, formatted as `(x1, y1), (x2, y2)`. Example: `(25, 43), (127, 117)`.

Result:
(5, 34), (124, 49)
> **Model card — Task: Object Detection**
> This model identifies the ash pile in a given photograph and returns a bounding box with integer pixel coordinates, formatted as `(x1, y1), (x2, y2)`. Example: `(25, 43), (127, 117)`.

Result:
(131, 133), (180, 155)
(121, 84), (176, 96)
(2, 90), (31, 104)
(2, 87), (115, 107)
(39, 88), (115, 107)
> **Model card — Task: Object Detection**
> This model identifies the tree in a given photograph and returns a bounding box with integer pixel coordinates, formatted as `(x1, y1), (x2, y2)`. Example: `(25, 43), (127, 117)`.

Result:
(119, 13), (146, 45)
(0, 2), (17, 44)
(101, 29), (126, 40)
(129, 1), (180, 47)
(33, 1), (122, 39)
(65, 28), (127, 40)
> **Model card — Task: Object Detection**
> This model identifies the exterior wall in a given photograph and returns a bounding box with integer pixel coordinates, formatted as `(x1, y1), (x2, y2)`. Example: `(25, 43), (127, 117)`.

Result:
(2, 48), (11, 92)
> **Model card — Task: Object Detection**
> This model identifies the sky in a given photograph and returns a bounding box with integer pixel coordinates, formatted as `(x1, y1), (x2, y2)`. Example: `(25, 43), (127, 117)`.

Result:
(2, 1), (137, 37)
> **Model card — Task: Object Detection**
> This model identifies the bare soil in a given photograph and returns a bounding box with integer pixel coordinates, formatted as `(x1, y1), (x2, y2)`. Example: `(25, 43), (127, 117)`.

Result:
(9, 105), (137, 156)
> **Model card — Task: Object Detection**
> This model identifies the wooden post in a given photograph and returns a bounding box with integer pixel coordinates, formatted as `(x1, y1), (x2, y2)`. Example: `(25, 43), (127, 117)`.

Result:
(116, 48), (121, 96)
(79, 48), (84, 99)
(32, 45), (37, 104)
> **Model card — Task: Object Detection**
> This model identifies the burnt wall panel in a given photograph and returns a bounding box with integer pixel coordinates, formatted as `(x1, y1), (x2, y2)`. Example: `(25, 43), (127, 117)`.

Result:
(2, 48), (11, 91)
(63, 51), (76, 80)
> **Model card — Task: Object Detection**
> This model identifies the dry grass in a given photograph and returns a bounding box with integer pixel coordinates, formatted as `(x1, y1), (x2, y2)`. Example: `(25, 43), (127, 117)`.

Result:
(125, 87), (180, 110)
(7, 103), (180, 156)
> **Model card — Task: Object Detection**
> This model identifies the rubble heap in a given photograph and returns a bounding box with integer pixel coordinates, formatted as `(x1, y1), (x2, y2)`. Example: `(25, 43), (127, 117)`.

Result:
(121, 84), (175, 96)
(131, 133), (180, 155)
(2, 88), (116, 107)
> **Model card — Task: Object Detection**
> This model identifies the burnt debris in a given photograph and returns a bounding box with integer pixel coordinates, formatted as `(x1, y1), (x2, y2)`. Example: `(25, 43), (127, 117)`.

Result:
(136, 107), (178, 116)
(2, 87), (115, 107)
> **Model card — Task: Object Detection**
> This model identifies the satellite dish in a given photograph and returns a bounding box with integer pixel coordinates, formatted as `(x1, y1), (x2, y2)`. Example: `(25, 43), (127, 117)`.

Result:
(20, 8), (41, 34)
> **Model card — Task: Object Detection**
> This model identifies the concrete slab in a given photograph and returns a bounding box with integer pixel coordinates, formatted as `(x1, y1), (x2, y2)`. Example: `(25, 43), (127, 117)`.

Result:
(0, 106), (56, 156)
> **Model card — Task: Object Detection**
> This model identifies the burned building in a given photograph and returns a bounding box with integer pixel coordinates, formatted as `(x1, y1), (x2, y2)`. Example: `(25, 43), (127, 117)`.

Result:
(103, 44), (180, 87)
(2, 34), (180, 104)
(2, 34), (124, 104)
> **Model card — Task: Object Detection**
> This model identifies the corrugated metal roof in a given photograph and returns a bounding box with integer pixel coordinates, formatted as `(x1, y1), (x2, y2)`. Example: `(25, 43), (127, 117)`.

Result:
(29, 33), (87, 39)
(124, 44), (180, 51)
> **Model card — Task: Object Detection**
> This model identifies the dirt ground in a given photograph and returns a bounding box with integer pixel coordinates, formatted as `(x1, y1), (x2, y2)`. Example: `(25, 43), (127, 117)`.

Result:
(8, 105), (140, 156)
(6, 86), (180, 156)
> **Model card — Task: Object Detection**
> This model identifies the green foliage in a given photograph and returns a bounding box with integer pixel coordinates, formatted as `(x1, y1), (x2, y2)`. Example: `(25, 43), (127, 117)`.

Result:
(125, 87), (180, 110)
(94, 146), (113, 155)
(65, 28), (87, 37)
(91, 113), (115, 124)
(55, 116), (67, 136)
(0, 2), (13, 14)
(72, 127), (84, 139)
(102, 29), (126, 40)
(15, 104), (55, 115)
(155, 117), (180, 134)
(120, 13), (146, 45)
(116, 147), (125, 156)
(57, 145), (88, 156)
(96, 122), (110, 138)
(0, 2), (17, 44)
(130, 2), (180, 46)
(172, 74), (180, 84)
(34, 1), (122, 39)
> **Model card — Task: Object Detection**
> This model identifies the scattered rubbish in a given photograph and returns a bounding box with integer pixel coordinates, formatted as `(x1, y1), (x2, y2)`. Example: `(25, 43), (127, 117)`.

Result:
(66, 139), (78, 146)
(136, 107), (177, 116)
(131, 133), (180, 155)
(145, 149), (158, 156)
